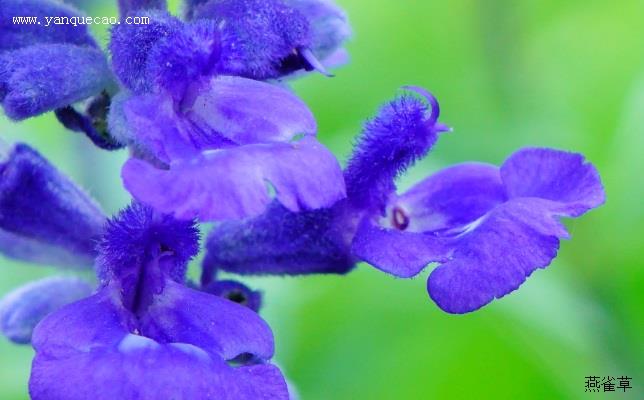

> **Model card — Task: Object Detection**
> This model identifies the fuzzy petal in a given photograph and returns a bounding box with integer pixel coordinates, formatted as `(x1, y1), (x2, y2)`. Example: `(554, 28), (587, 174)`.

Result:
(145, 19), (220, 98)
(344, 88), (447, 211)
(109, 10), (182, 93)
(0, 0), (97, 52)
(0, 277), (92, 344)
(204, 202), (354, 276)
(0, 230), (95, 267)
(191, 0), (311, 80)
(0, 144), (105, 268)
(122, 137), (345, 221)
(0, 44), (111, 120)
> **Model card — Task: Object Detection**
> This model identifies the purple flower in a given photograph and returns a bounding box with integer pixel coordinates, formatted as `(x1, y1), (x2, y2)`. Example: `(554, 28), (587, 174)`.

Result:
(204, 88), (605, 313)
(185, 0), (350, 79)
(0, 277), (92, 344)
(29, 203), (289, 400)
(0, 143), (105, 343)
(108, 15), (346, 221)
(0, 0), (112, 121)
(0, 0), (97, 52)
(0, 143), (105, 267)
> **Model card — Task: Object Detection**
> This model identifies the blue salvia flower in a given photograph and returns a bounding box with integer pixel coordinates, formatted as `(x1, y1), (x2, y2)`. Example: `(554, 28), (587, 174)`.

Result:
(29, 202), (289, 399)
(108, 11), (346, 221)
(0, 0), (112, 120)
(185, 0), (350, 78)
(204, 88), (605, 314)
(0, 142), (104, 343)
(0, 0), (120, 149)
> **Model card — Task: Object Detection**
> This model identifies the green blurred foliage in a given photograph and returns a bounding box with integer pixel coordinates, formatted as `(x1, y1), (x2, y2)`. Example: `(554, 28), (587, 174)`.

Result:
(1, 0), (642, 399)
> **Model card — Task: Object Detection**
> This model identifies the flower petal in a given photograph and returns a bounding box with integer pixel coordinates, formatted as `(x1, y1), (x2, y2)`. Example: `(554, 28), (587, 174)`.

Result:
(427, 198), (569, 314)
(344, 88), (447, 211)
(109, 10), (182, 93)
(352, 163), (505, 278)
(426, 149), (605, 313)
(0, 0), (97, 52)
(140, 280), (275, 360)
(122, 137), (345, 221)
(0, 44), (111, 120)
(0, 144), (105, 268)
(204, 202), (354, 276)
(501, 147), (605, 216)
(120, 93), (229, 163)
(0, 230), (95, 267)
(182, 75), (317, 145)
(145, 19), (220, 98)
(392, 163), (507, 233)
(287, 0), (351, 61)
(189, 0), (311, 80)
(30, 288), (288, 400)
(0, 277), (92, 344)
(351, 217), (451, 278)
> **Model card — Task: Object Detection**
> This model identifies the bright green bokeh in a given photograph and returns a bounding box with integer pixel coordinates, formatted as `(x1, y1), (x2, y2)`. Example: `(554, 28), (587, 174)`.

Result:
(1, 1), (642, 399)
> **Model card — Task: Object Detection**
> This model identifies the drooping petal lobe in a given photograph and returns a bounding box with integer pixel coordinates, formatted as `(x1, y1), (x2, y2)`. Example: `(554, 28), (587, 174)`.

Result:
(0, 144), (105, 268)
(122, 137), (345, 221)
(0, 44), (111, 120)
(427, 198), (567, 313)
(204, 202), (354, 276)
(0, 0), (97, 52)
(30, 287), (289, 400)
(182, 76), (317, 145)
(0, 277), (92, 344)
(116, 76), (317, 164)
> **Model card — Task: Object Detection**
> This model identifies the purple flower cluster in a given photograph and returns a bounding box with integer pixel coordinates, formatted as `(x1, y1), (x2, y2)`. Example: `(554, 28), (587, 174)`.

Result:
(0, 0), (604, 399)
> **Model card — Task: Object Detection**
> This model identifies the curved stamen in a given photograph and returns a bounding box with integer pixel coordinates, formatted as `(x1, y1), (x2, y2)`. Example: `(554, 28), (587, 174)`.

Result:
(402, 85), (441, 127)
(299, 48), (334, 77)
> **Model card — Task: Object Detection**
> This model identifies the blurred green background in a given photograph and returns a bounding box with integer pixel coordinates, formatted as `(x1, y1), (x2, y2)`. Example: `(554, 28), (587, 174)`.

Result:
(1, 0), (642, 399)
